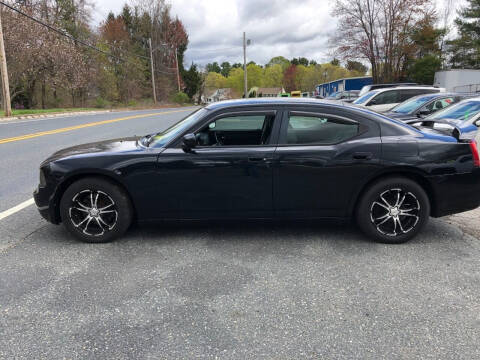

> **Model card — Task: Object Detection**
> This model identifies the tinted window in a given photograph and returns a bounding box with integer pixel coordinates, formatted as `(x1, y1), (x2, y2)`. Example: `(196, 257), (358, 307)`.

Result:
(370, 90), (398, 105)
(390, 94), (438, 114)
(418, 97), (455, 115)
(428, 100), (480, 122)
(286, 115), (359, 145)
(195, 114), (275, 146)
(151, 108), (208, 147)
(353, 91), (378, 104)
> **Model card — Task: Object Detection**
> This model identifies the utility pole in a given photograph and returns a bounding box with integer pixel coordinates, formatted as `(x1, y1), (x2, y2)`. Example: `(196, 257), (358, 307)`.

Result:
(243, 32), (247, 98)
(0, 8), (11, 117)
(175, 47), (181, 93)
(148, 38), (157, 104)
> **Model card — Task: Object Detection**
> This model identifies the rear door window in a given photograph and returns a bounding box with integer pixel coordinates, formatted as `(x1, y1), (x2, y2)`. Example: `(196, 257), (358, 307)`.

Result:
(285, 115), (359, 145)
(370, 90), (398, 105)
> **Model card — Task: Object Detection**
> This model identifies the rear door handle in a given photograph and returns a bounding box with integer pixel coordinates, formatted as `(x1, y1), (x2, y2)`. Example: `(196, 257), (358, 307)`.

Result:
(353, 152), (373, 160)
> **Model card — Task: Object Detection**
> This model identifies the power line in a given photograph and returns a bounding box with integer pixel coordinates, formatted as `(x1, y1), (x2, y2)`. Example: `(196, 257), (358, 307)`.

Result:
(0, 1), (150, 63)
(0, 1), (127, 62)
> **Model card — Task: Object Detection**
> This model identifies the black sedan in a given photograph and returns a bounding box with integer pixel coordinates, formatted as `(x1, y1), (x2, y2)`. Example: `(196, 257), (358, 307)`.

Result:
(34, 98), (480, 244)
(384, 93), (474, 121)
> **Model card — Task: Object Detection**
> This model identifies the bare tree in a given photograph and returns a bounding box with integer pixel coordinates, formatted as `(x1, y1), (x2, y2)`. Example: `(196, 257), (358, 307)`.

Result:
(331, 0), (435, 82)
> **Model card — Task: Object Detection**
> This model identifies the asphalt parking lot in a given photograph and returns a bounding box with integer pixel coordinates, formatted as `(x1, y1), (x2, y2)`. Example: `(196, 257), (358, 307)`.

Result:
(1, 108), (479, 359)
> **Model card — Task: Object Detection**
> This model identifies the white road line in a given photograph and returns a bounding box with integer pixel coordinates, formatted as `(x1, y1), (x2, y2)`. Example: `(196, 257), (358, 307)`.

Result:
(0, 198), (35, 221)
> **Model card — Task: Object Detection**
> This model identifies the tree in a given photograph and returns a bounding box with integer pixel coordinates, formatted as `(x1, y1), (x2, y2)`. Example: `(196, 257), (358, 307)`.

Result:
(331, 0), (434, 83)
(266, 56), (290, 70)
(205, 72), (227, 89)
(284, 64), (297, 91)
(263, 64), (284, 87)
(206, 62), (221, 73)
(330, 58), (340, 66)
(447, 0), (480, 68)
(346, 60), (367, 75)
(182, 63), (202, 99)
(407, 55), (441, 84)
(220, 62), (231, 77)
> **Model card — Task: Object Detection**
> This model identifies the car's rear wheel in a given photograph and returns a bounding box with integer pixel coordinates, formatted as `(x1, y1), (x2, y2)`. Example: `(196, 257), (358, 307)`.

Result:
(60, 177), (133, 243)
(356, 177), (430, 244)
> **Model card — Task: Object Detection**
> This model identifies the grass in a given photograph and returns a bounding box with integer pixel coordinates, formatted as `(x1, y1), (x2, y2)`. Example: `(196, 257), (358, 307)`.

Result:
(12, 108), (97, 116)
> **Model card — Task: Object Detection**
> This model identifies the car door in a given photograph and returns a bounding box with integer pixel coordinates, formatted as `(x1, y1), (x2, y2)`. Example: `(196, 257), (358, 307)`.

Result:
(274, 107), (382, 218)
(151, 108), (282, 220)
(367, 90), (400, 112)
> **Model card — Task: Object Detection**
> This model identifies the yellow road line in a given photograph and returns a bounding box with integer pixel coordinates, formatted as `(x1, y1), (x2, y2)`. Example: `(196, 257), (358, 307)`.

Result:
(0, 109), (191, 145)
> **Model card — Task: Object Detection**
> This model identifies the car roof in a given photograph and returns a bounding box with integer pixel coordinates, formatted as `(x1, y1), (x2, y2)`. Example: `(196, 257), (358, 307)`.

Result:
(404, 92), (477, 102)
(205, 97), (342, 110)
(372, 86), (442, 93)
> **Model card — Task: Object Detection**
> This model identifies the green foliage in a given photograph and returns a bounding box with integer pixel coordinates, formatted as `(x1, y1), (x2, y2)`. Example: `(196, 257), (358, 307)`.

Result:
(407, 55), (441, 85)
(220, 62), (231, 77)
(447, 0), (480, 68)
(183, 64), (202, 99)
(266, 56), (291, 70)
(172, 92), (190, 104)
(346, 61), (367, 75)
(330, 58), (340, 66)
(206, 62), (221, 73)
(95, 97), (111, 108)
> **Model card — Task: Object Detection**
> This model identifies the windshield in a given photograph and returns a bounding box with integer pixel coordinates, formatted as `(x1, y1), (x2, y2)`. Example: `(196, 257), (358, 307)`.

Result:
(428, 100), (480, 122)
(391, 95), (438, 114)
(358, 86), (371, 96)
(353, 91), (378, 104)
(149, 108), (207, 147)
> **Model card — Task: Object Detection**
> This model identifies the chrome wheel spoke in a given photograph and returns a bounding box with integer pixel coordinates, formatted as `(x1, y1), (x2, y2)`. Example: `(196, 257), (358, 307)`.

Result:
(69, 189), (118, 236)
(72, 206), (89, 213)
(82, 217), (94, 235)
(380, 193), (393, 208)
(370, 188), (421, 237)
(94, 217), (105, 235)
(373, 201), (389, 211)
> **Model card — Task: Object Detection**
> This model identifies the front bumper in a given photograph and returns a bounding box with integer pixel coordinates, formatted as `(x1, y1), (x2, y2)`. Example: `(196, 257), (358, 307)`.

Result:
(33, 185), (60, 224)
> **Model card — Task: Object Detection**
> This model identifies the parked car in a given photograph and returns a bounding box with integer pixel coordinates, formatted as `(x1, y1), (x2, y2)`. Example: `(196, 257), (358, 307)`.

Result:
(353, 86), (445, 113)
(34, 98), (480, 244)
(384, 93), (476, 122)
(410, 97), (480, 134)
(325, 90), (360, 103)
(358, 83), (419, 96)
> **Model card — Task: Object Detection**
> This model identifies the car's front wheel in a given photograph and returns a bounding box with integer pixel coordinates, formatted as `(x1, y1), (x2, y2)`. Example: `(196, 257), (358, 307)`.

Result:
(60, 177), (133, 243)
(356, 177), (430, 244)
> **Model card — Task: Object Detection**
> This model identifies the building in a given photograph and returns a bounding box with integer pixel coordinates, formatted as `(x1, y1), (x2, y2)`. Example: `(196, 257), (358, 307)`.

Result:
(434, 69), (480, 92)
(248, 87), (285, 98)
(204, 88), (236, 104)
(316, 76), (373, 97)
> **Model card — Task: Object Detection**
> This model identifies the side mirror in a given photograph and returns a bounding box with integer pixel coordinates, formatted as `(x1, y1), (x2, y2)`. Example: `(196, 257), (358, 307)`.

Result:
(367, 99), (377, 106)
(417, 110), (431, 117)
(475, 119), (480, 127)
(182, 133), (197, 152)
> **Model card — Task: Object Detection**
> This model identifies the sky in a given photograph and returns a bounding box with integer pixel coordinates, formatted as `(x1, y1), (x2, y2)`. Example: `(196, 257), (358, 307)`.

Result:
(91, 0), (464, 68)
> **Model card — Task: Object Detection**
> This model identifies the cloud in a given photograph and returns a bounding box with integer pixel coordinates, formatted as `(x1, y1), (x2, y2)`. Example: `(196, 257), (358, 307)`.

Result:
(94, 0), (339, 67)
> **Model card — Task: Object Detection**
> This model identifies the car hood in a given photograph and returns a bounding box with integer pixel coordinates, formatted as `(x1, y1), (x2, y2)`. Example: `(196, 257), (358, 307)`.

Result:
(44, 137), (142, 163)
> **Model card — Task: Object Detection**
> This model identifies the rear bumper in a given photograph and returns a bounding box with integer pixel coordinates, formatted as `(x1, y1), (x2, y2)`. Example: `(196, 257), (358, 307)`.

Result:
(429, 170), (480, 217)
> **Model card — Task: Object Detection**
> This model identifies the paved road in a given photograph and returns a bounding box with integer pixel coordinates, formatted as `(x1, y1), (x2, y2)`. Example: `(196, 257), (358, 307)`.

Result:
(0, 108), (479, 359)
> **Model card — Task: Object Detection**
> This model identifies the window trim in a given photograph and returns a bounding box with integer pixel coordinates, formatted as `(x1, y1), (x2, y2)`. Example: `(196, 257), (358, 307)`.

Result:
(169, 109), (281, 149)
(277, 111), (366, 147)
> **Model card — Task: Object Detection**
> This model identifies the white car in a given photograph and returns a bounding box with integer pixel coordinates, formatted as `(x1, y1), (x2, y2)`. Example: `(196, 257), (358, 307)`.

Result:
(353, 86), (445, 113)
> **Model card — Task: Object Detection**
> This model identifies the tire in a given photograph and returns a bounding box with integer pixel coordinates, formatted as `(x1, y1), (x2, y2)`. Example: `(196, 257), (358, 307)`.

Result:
(356, 177), (430, 244)
(60, 177), (133, 243)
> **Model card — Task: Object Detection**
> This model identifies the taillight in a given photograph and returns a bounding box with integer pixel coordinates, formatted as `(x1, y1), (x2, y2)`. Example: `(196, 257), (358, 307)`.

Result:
(470, 140), (480, 167)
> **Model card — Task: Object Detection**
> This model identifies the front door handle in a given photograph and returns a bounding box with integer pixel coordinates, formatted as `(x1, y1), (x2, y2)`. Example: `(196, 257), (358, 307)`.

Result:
(352, 152), (373, 160)
(248, 156), (269, 162)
